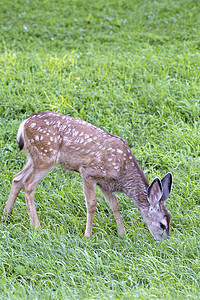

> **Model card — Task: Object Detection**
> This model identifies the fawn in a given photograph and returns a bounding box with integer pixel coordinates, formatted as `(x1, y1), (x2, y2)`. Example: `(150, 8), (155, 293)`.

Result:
(2, 112), (172, 240)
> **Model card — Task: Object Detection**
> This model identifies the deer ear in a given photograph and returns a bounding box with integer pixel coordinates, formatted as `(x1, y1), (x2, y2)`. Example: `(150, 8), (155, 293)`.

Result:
(147, 178), (162, 205)
(160, 172), (172, 203)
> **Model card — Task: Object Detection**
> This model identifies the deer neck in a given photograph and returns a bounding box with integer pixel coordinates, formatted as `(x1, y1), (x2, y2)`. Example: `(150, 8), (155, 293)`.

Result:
(122, 160), (150, 213)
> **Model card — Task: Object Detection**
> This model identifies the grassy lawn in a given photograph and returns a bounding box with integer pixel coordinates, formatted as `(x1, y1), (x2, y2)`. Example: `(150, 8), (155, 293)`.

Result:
(0, 0), (200, 298)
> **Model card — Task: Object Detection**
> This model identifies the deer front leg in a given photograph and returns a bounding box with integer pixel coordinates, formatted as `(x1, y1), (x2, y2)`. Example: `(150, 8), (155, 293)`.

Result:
(81, 172), (97, 238)
(100, 188), (125, 235)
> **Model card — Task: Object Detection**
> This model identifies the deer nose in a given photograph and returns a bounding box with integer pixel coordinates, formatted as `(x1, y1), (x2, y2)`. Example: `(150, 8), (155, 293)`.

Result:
(162, 229), (169, 240)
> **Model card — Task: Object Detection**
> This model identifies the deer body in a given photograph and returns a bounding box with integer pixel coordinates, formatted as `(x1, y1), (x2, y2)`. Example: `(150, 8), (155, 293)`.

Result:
(3, 112), (172, 240)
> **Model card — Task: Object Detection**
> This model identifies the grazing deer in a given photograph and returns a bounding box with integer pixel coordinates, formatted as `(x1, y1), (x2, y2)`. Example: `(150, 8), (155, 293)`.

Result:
(2, 112), (172, 240)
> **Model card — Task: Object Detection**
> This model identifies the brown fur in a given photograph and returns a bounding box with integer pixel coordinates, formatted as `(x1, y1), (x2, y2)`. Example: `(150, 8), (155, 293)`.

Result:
(2, 112), (172, 240)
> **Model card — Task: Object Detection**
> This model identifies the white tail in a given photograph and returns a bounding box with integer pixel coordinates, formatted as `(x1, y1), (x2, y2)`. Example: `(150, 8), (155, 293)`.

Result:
(3, 112), (172, 240)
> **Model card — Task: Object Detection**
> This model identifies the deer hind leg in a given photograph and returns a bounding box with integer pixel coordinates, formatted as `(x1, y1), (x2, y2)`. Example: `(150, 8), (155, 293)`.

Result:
(2, 161), (33, 220)
(22, 168), (50, 228)
(100, 188), (125, 235)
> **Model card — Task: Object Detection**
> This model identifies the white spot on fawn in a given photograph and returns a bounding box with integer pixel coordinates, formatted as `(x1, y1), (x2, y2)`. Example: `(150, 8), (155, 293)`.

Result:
(87, 138), (93, 143)
(89, 152), (95, 155)
(60, 125), (67, 131)
(30, 123), (36, 128)
(117, 149), (123, 154)
(73, 131), (79, 137)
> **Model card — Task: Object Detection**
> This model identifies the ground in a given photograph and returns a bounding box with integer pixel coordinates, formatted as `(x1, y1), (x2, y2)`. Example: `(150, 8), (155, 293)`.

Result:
(0, 0), (200, 299)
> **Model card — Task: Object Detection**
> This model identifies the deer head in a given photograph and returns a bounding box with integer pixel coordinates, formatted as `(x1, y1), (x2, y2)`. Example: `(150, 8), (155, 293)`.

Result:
(143, 173), (172, 240)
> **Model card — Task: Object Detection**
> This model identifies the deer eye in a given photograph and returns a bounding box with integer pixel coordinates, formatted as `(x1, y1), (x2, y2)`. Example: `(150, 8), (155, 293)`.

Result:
(160, 222), (166, 230)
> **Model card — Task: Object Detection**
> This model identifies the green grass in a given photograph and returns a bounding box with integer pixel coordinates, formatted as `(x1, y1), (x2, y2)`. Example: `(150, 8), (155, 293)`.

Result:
(0, 0), (200, 299)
